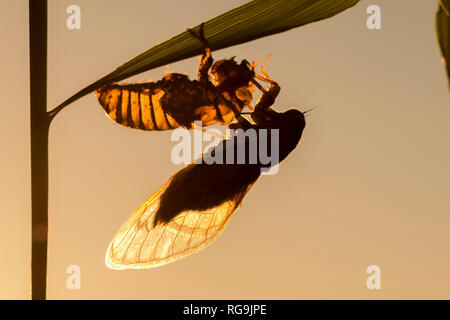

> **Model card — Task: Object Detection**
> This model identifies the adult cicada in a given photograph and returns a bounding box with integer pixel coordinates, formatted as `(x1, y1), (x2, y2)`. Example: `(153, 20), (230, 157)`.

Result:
(105, 79), (306, 269)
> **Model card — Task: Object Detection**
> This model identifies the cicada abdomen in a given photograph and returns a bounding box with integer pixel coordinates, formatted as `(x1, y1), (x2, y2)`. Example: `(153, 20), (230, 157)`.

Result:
(96, 72), (254, 131)
(95, 77), (180, 131)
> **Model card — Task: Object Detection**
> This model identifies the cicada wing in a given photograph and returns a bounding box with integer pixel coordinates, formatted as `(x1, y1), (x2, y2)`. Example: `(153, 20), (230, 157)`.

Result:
(106, 179), (253, 270)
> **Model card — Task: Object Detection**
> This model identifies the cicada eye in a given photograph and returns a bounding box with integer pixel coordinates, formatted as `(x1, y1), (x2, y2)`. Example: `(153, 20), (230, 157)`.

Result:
(247, 81), (255, 94)
(211, 73), (220, 85)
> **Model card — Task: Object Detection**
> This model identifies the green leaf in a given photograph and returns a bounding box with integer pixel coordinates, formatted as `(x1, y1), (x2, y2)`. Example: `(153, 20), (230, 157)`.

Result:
(436, 0), (450, 89)
(50, 0), (360, 118)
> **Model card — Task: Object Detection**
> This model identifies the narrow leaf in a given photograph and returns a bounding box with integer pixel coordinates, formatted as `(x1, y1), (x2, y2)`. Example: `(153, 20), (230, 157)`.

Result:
(50, 0), (360, 117)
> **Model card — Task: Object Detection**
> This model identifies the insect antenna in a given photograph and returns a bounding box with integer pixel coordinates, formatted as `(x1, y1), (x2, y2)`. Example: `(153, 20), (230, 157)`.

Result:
(302, 105), (319, 117)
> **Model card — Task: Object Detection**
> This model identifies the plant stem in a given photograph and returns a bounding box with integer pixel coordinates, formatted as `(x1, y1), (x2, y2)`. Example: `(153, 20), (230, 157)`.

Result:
(29, 0), (48, 300)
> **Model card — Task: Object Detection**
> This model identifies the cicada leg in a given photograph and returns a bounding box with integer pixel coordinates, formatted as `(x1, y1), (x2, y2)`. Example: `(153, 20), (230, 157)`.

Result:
(254, 54), (278, 86)
(251, 54), (281, 102)
(188, 23), (214, 82)
(260, 54), (274, 81)
(248, 55), (281, 113)
(187, 22), (210, 49)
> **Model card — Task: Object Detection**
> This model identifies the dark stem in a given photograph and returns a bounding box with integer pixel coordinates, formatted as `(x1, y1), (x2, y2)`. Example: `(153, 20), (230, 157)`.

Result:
(29, 0), (49, 300)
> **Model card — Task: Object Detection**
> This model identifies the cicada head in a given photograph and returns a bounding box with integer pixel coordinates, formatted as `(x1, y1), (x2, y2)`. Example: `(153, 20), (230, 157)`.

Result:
(278, 109), (306, 162)
(211, 57), (255, 93)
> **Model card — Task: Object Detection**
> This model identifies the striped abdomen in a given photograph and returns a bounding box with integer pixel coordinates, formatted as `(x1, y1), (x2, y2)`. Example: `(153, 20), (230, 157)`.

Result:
(96, 76), (253, 131)
(95, 85), (179, 131)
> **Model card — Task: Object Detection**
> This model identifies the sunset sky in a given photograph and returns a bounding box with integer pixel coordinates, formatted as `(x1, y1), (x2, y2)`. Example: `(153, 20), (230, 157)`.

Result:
(1, 0), (449, 299)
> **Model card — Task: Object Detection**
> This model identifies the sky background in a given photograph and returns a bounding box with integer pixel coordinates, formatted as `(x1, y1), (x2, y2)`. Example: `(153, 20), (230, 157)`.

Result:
(1, 0), (450, 299)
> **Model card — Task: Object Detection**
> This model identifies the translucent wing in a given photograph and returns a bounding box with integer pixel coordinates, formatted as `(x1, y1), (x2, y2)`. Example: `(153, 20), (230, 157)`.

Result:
(106, 179), (252, 269)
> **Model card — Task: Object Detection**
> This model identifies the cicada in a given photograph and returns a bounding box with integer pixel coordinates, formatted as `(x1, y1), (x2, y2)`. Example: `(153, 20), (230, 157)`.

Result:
(105, 80), (306, 269)
(95, 24), (273, 131)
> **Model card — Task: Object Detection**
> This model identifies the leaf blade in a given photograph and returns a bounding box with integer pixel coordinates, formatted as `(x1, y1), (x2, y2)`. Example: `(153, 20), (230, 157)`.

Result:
(50, 0), (360, 116)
